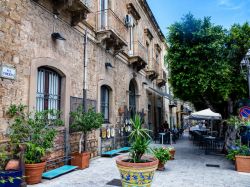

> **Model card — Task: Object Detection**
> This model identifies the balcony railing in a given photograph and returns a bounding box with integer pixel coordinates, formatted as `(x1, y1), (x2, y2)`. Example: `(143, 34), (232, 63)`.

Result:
(129, 41), (147, 63)
(96, 9), (127, 44)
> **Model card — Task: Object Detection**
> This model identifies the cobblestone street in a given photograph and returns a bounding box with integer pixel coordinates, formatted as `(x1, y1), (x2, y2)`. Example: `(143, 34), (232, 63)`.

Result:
(32, 133), (250, 187)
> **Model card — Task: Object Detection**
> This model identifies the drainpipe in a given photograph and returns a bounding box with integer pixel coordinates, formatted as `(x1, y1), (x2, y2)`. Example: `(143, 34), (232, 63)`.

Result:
(82, 30), (88, 152)
(83, 29), (88, 113)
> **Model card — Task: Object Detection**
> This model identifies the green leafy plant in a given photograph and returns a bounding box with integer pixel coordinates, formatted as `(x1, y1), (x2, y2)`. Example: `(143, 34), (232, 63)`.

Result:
(226, 116), (243, 129)
(70, 106), (104, 153)
(0, 145), (9, 170)
(7, 104), (63, 164)
(226, 145), (250, 161)
(129, 114), (151, 163)
(152, 147), (171, 164)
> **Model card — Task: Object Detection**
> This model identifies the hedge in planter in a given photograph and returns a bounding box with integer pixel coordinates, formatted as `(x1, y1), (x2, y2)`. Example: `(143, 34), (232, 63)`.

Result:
(70, 106), (104, 169)
(227, 145), (250, 172)
(7, 104), (63, 184)
(116, 115), (158, 187)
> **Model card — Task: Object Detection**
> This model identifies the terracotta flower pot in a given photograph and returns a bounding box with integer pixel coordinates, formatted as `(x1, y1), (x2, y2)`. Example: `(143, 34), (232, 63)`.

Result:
(116, 155), (158, 187)
(71, 152), (90, 169)
(235, 155), (250, 173)
(157, 161), (166, 171)
(25, 162), (46, 185)
(169, 149), (176, 160)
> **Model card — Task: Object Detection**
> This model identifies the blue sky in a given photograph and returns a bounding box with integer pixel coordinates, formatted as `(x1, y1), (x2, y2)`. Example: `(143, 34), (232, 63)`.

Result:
(147, 0), (250, 35)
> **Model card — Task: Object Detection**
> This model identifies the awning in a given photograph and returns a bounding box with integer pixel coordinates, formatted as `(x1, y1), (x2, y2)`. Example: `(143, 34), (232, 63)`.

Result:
(147, 87), (174, 100)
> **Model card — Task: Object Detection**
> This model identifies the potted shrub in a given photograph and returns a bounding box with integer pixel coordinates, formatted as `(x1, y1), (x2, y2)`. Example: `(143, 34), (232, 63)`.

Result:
(152, 147), (171, 171)
(168, 146), (176, 160)
(116, 114), (158, 187)
(70, 106), (104, 169)
(227, 145), (250, 172)
(7, 104), (63, 184)
(0, 145), (22, 187)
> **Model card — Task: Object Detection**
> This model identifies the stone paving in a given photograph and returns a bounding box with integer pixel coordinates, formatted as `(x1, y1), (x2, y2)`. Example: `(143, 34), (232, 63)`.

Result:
(32, 133), (250, 187)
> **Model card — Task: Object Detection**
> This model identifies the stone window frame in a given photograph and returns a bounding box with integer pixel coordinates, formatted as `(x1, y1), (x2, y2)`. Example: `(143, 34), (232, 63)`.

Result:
(29, 58), (71, 129)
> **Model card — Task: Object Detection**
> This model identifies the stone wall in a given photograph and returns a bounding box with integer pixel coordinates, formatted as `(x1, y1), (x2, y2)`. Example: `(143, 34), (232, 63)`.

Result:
(0, 0), (170, 164)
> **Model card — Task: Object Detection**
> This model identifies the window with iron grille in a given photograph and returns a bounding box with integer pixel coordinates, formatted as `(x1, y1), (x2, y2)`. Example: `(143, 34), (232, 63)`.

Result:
(36, 67), (61, 112)
(101, 85), (110, 123)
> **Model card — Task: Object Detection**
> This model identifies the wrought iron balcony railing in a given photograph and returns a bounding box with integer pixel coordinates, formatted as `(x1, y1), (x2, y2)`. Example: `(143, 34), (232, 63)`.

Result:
(96, 9), (127, 44)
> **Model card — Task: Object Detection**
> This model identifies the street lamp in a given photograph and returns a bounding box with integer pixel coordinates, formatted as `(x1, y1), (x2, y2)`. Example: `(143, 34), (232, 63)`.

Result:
(240, 49), (250, 97)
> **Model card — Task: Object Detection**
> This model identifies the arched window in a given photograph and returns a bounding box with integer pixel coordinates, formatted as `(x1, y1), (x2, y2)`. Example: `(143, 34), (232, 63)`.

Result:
(36, 67), (61, 111)
(129, 81), (136, 119)
(101, 85), (110, 123)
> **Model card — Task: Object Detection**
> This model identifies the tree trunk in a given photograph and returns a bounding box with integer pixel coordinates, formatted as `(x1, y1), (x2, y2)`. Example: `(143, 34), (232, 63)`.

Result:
(79, 133), (84, 153)
(83, 131), (87, 152)
(202, 96), (215, 111)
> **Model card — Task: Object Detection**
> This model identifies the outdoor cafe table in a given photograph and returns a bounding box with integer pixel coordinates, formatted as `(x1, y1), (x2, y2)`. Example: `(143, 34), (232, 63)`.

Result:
(204, 135), (216, 153)
(159, 133), (165, 144)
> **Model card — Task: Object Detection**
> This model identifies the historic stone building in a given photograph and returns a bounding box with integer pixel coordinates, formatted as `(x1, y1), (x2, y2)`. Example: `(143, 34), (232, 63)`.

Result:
(0, 0), (174, 161)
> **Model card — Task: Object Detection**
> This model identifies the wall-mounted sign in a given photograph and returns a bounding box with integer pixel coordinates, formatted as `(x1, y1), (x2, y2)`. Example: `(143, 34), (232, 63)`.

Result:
(0, 65), (16, 80)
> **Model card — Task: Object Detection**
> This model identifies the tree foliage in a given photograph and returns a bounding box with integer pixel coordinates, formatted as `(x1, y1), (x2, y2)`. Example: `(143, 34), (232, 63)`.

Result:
(167, 13), (250, 116)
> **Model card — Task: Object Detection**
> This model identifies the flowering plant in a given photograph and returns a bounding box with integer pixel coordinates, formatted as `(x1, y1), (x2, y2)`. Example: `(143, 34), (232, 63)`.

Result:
(152, 147), (171, 163)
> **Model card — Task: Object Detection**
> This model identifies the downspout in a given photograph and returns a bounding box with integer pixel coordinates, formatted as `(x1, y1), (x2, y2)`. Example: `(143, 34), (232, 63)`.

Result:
(82, 29), (88, 152)
(83, 29), (88, 113)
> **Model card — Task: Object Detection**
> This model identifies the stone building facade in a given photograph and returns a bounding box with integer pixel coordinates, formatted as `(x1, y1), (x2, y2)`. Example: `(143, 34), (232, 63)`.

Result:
(0, 0), (173, 162)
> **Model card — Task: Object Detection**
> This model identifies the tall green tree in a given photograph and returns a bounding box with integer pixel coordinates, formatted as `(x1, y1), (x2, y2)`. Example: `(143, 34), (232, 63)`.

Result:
(167, 14), (250, 117)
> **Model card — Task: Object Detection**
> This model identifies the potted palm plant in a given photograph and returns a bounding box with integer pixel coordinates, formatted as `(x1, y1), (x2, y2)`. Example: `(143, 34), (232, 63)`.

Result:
(116, 114), (158, 187)
(70, 106), (104, 169)
(152, 147), (171, 171)
(7, 104), (63, 184)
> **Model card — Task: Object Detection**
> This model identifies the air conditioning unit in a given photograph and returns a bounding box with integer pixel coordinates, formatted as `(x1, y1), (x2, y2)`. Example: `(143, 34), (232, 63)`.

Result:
(124, 15), (134, 27)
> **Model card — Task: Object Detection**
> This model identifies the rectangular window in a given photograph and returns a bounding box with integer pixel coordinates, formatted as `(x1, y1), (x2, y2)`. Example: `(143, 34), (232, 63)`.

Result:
(101, 86), (109, 123)
(36, 68), (61, 112)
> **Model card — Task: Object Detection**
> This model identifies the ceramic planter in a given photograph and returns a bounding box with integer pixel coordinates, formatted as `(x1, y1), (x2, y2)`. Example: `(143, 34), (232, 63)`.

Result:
(71, 152), (90, 169)
(0, 170), (22, 187)
(116, 155), (158, 187)
(235, 155), (250, 173)
(157, 161), (165, 171)
(25, 162), (46, 184)
(169, 149), (176, 160)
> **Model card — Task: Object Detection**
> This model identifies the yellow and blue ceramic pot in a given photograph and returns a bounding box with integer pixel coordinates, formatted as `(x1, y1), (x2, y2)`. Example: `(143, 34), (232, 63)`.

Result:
(116, 155), (158, 187)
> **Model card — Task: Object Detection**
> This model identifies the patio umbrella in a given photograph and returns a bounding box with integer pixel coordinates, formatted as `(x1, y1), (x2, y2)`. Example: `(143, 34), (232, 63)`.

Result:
(188, 108), (222, 133)
(189, 108), (222, 120)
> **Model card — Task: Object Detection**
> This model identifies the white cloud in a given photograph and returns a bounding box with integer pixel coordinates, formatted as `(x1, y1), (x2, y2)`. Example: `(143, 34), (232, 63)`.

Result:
(217, 0), (244, 10)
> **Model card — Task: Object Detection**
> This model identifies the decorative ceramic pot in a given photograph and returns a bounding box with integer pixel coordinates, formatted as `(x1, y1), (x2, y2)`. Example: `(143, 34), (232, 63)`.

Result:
(116, 155), (158, 187)
(157, 161), (165, 171)
(235, 155), (250, 173)
(0, 170), (22, 187)
(25, 162), (46, 184)
(71, 152), (90, 169)
(169, 149), (176, 160)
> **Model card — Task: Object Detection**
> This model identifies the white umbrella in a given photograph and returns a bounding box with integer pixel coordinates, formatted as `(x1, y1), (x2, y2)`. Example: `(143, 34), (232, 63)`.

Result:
(188, 108), (222, 134)
(189, 108), (222, 120)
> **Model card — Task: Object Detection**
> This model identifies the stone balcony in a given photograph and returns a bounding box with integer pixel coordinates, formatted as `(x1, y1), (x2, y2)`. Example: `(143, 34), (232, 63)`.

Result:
(156, 70), (167, 87)
(127, 41), (147, 71)
(42, 0), (91, 26)
(96, 9), (127, 52)
(146, 58), (159, 81)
